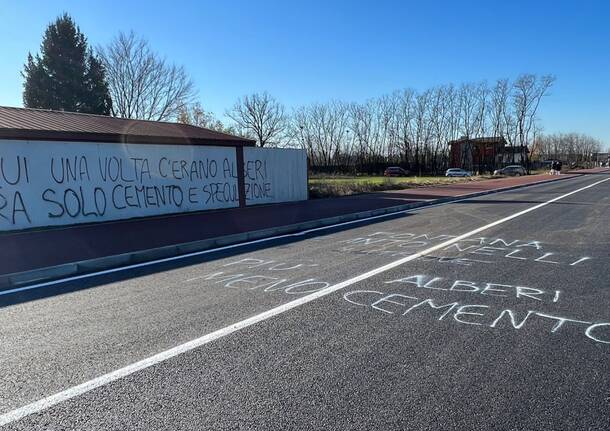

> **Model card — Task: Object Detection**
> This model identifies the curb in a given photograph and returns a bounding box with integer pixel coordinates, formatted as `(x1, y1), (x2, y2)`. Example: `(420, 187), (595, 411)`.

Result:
(0, 174), (580, 291)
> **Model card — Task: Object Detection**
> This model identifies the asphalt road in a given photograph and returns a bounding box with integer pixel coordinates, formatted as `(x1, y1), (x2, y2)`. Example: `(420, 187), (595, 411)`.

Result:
(1, 173), (609, 430)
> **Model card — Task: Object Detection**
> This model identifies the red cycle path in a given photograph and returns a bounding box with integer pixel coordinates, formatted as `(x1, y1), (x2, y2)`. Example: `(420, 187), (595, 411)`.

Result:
(0, 171), (603, 276)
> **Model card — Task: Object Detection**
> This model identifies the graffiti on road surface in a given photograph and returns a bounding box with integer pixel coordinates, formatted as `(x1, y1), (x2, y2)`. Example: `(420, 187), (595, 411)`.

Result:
(338, 231), (592, 267)
(344, 272), (609, 345)
(184, 258), (329, 295)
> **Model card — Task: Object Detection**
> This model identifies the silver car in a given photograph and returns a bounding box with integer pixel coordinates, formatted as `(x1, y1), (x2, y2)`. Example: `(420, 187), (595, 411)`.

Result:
(493, 165), (527, 176)
(445, 168), (472, 177)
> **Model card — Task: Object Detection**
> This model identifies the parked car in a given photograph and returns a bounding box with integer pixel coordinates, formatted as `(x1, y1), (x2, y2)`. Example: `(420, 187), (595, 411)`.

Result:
(493, 165), (527, 176)
(445, 168), (472, 177)
(383, 166), (409, 177)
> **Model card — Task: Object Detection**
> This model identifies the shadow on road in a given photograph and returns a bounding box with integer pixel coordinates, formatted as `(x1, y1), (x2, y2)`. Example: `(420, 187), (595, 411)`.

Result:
(0, 209), (417, 308)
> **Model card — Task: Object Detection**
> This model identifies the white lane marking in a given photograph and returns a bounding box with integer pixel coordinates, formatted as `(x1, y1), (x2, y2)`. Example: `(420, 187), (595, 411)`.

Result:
(0, 175), (590, 298)
(1, 177), (607, 427)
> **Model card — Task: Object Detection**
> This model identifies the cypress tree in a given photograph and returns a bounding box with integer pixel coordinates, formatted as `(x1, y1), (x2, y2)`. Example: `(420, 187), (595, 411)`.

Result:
(22, 13), (112, 115)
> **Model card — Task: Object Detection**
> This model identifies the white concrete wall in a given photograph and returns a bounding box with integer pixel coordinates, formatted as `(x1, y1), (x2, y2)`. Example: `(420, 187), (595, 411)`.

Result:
(0, 140), (239, 231)
(243, 147), (308, 205)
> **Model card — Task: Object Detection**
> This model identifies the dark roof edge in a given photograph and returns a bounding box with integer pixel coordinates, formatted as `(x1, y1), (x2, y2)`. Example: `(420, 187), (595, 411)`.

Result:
(1, 105), (238, 134)
(0, 129), (257, 147)
(448, 136), (507, 145)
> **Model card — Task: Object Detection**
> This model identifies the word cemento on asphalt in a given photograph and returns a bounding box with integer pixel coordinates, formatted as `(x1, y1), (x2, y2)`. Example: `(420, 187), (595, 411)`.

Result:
(343, 290), (610, 345)
(339, 231), (591, 266)
(184, 258), (328, 295)
(386, 274), (561, 303)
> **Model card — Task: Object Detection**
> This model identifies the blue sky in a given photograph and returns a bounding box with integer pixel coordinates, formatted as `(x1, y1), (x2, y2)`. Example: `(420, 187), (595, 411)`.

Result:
(1, 0), (609, 144)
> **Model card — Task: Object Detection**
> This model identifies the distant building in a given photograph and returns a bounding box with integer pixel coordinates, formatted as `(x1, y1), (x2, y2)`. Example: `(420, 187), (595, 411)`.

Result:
(449, 136), (529, 172)
(592, 152), (609, 166)
(498, 145), (530, 165)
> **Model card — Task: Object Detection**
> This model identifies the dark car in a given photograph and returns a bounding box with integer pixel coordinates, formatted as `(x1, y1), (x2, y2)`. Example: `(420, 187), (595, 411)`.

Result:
(383, 167), (409, 177)
(493, 165), (527, 176)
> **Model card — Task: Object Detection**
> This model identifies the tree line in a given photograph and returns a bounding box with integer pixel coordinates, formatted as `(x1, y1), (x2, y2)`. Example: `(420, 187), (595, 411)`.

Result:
(22, 14), (606, 174)
(206, 79), (607, 173)
(220, 78), (564, 174)
(534, 133), (605, 165)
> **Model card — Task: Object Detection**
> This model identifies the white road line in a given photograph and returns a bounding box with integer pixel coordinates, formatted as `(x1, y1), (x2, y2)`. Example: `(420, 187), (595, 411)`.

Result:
(1, 176), (607, 427)
(0, 175), (588, 298)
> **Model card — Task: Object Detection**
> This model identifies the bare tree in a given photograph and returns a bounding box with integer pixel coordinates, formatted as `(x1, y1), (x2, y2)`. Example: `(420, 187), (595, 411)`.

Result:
(489, 79), (510, 137)
(396, 88), (417, 166)
(513, 74), (555, 147)
(227, 92), (287, 147)
(293, 101), (349, 166)
(176, 102), (235, 134)
(458, 83), (478, 138)
(429, 86), (453, 173)
(473, 82), (489, 137)
(98, 31), (196, 121)
(412, 90), (433, 173)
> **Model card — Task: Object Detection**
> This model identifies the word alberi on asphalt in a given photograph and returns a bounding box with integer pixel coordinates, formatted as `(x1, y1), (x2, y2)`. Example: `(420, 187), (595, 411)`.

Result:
(339, 231), (591, 266)
(184, 258), (328, 295)
(386, 274), (561, 303)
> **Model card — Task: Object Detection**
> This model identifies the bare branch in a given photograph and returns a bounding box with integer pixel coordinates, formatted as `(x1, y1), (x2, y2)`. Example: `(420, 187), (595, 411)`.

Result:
(98, 31), (196, 122)
(226, 92), (287, 147)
